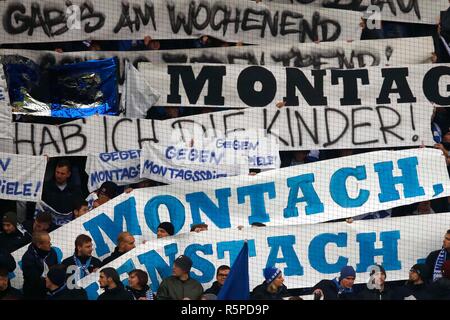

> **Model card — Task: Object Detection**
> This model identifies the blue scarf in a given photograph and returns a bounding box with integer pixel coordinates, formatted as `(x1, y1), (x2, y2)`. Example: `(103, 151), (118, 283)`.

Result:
(73, 255), (92, 279)
(433, 248), (447, 282)
(333, 278), (353, 295)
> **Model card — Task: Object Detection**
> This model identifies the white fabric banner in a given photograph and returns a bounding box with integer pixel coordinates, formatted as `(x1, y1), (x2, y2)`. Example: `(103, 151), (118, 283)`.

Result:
(270, 0), (446, 25)
(9, 148), (450, 288)
(0, 65), (13, 152)
(75, 212), (450, 299)
(12, 104), (435, 155)
(86, 150), (145, 192)
(0, 152), (46, 202)
(140, 63), (450, 108)
(0, 0), (362, 44)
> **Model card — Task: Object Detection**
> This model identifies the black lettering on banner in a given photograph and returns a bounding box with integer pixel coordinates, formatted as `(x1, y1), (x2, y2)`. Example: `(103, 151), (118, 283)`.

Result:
(170, 119), (207, 143)
(242, 8), (279, 38)
(192, 2), (211, 30)
(39, 127), (60, 155)
(79, 1), (105, 33)
(423, 65), (450, 105)
(376, 106), (404, 144)
(376, 67), (417, 104)
(137, 118), (158, 148)
(284, 68), (327, 106)
(294, 109), (319, 146)
(315, 12), (341, 42)
(114, 1), (156, 33)
(209, 113), (218, 137)
(162, 53), (189, 64)
(284, 108), (295, 147)
(237, 66), (276, 107)
(227, 51), (259, 65)
(323, 108), (349, 148)
(167, 1), (194, 34)
(103, 117), (109, 153)
(280, 10), (303, 37)
(351, 107), (379, 145)
(223, 111), (245, 136)
(210, 2), (242, 35)
(264, 109), (290, 146)
(331, 69), (370, 105)
(15, 123), (36, 155)
(58, 123), (87, 154)
(112, 118), (133, 151)
(167, 65), (226, 105)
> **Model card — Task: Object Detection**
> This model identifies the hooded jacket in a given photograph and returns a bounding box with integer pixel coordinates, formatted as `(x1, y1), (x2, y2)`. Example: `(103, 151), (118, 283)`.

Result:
(97, 284), (133, 301)
(156, 276), (203, 300)
(250, 282), (289, 300)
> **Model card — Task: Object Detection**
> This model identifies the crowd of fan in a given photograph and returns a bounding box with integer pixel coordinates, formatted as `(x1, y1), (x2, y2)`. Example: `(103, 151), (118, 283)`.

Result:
(2, 5), (450, 300)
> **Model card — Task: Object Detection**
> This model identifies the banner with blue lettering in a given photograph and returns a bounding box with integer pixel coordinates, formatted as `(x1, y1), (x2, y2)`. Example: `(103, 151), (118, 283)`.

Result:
(9, 148), (450, 289)
(0, 66), (13, 153)
(75, 213), (450, 299)
(86, 150), (144, 192)
(3, 56), (119, 118)
(0, 152), (46, 202)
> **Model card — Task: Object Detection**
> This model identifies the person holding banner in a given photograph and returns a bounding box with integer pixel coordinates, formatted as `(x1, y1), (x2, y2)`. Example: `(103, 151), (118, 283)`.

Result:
(61, 235), (102, 280)
(250, 267), (289, 300)
(312, 266), (357, 300)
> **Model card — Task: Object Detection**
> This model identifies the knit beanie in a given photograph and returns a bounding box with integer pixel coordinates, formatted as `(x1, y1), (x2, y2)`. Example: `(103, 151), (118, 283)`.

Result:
(158, 222), (175, 236)
(263, 267), (282, 284)
(339, 266), (356, 281)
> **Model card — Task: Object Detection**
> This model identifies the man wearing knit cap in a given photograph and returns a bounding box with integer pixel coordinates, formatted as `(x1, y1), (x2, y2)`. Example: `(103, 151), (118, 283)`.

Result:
(357, 264), (394, 300)
(251, 267), (289, 300)
(0, 211), (30, 253)
(393, 264), (432, 300)
(157, 222), (175, 238)
(45, 264), (88, 300)
(156, 255), (203, 300)
(312, 266), (356, 300)
(429, 260), (450, 299)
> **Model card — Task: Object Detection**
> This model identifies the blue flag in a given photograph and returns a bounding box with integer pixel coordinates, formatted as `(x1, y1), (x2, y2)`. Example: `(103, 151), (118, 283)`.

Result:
(217, 241), (250, 300)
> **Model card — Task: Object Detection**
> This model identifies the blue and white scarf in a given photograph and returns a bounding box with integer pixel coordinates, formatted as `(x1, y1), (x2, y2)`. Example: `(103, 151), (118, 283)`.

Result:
(332, 278), (353, 295)
(433, 248), (447, 282)
(73, 255), (92, 279)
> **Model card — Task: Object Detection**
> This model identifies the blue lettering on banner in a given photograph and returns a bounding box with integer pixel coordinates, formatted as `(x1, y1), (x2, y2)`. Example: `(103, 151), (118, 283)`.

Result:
(216, 139), (259, 151)
(237, 182), (276, 224)
(0, 157), (11, 171)
(184, 244), (215, 283)
(99, 150), (141, 162)
(374, 157), (425, 203)
(186, 188), (232, 229)
(330, 166), (370, 208)
(0, 180), (39, 198)
(266, 235), (304, 276)
(83, 197), (141, 257)
(164, 146), (224, 165)
(216, 240), (257, 266)
(137, 243), (178, 293)
(144, 195), (185, 235)
(115, 259), (136, 288)
(283, 174), (324, 218)
(356, 231), (402, 272)
(308, 233), (348, 274)
(90, 166), (141, 187)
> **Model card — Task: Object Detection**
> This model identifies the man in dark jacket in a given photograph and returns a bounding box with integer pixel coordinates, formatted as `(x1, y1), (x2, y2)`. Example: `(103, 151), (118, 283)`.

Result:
(156, 255), (203, 300)
(0, 212), (30, 252)
(357, 265), (394, 300)
(0, 248), (16, 272)
(0, 268), (22, 300)
(97, 267), (133, 300)
(62, 234), (102, 280)
(21, 231), (58, 300)
(428, 260), (450, 299)
(204, 265), (230, 295)
(41, 160), (83, 214)
(393, 264), (432, 300)
(313, 266), (357, 300)
(21, 211), (58, 237)
(45, 265), (88, 300)
(251, 267), (289, 300)
(101, 232), (136, 266)
(425, 229), (450, 282)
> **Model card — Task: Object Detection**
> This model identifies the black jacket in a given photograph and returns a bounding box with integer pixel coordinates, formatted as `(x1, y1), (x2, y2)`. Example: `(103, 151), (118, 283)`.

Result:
(0, 282), (23, 300)
(101, 247), (125, 266)
(21, 220), (58, 236)
(21, 244), (58, 300)
(428, 277), (450, 300)
(313, 279), (356, 300)
(0, 229), (30, 253)
(250, 282), (289, 300)
(97, 285), (133, 301)
(357, 284), (395, 300)
(126, 285), (152, 300)
(393, 282), (432, 300)
(204, 281), (222, 296)
(0, 248), (16, 272)
(425, 249), (450, 280)
(47, 286), (88, 300)
(41, 180), (83, 214)
(62, 254), (102, 276)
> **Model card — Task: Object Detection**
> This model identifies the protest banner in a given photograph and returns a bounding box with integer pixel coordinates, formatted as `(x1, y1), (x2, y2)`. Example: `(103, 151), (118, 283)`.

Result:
(270, 0), (446, 25)
(0, 0), (361, 44)
(70, 212), (450, 299)
(0, 152), (46, 202)
(12, 104), (434, 156)
(140, 63), (450, 108)
(0, 65), (13, 151)
(9, 148), (450, 288)
(86, 150), (145, 192)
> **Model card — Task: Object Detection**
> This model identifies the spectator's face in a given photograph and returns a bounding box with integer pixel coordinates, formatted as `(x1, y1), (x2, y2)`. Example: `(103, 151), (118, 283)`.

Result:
(37, 235), (51, 251)
(98, 272), (108, 288)
(0, 276), (8, 291)
(443, 132), (450, 143)
(409, 269), (420, 282)
(172, 265), (185, 278)
(74, 205), (89, 218)
(444, 233), (450, 250)
(293, 151), (308, 162)
(417, 201), (431, 213)
(157, 228), (170, 238)
(120, 235), (136, 252)
(272, 274), (284, 288)
(373, 272), (386, 287)
(55, 166), (71, 185)
(194, 226), (208, 233)
(165, 107), (179, 118)
(340, 276), (355, 289)
(33, 221), (50, 232)
(2, 222), (16, 234)
(44, 276), (53, 289)
(78, 241), (93, 257)
(216, 269), (229, 285)
(128, 273), (140, 289)
(94, 194), (110, 208)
